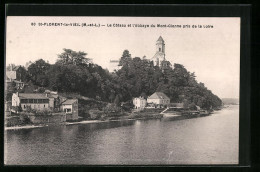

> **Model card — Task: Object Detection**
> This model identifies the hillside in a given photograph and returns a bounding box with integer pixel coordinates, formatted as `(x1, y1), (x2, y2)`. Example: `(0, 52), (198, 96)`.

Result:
(8, 48), (222, 110)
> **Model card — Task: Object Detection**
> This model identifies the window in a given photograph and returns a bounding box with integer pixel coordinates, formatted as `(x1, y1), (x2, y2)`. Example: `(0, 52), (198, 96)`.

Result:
(159, 48), (161, 51)
(24, 105), (26, 108)
(29, 99), (33, 103)
(44, 105), (45, 107)
(21, 99), (28, 103)
(65, 108), (71, 113)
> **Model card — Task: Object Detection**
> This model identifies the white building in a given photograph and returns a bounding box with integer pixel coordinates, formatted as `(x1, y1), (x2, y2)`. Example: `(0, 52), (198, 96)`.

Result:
(12, 92), (49, 111)
(147, 92), (170, 105)
(109, 60), (122, 72)
(133, 97), (147, 109)
(151, 36), (172, 68)
(60, 99), (78, 121)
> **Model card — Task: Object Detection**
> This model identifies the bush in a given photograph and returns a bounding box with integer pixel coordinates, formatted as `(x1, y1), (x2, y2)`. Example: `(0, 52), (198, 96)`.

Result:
(35, 109), (52, 116)
(89, 109), (104, 119)
(24, 107), (52, 116)
(103, 103), (122, 116)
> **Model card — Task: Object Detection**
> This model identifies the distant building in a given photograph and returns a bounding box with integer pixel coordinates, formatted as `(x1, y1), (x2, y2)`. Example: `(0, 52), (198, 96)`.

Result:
(151, 36), (172, 68)
(60, 99), (78, 121)
(147, 92), (170, 106)
(45, 90), (60, 110)
(109, 60), (122, 72)
(133, 97), (147, 109)
(6, 65), (27, 82)
(13, 80), (25, 90)
(12, 92), (49, 111)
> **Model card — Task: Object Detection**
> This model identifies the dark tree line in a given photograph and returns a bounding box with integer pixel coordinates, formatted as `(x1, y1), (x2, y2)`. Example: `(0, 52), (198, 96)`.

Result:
(20, 48), (222, 110)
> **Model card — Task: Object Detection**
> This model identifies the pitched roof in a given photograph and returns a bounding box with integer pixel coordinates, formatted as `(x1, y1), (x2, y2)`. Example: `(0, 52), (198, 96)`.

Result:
(12, 66), (21, 71)
(62, 99), (77, 105)
(148, 92), (170, 100)
(157, 36), (164, 42)
(18, 93), (49, 99)
(7, 66), (22, 71)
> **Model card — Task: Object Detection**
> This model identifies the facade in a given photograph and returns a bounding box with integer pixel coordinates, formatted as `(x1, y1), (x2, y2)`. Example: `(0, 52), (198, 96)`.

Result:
(60, 99), (78, 121)
(147, 92), (170, 106)
(133, 97), (147, 109)
(45, 90), (60, 110)
(6, 65), (27, 82)
(13, 80), (25, 90)
(12, 92), (49, 111)
(151, 36), (172, 68)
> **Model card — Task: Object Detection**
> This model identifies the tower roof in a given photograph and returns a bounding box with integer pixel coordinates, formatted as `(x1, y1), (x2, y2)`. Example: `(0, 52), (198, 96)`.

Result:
(157, 36), (164, 42)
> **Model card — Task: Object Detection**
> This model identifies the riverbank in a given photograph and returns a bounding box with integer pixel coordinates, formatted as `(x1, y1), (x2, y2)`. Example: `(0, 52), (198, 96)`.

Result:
(5, 107), (218, 130)
(5, 112), (163, 130)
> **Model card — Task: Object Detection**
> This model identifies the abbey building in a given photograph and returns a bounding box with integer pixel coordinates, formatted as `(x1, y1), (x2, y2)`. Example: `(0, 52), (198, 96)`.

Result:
(151, 36), (172, 68)
(109, 36), (171, 72)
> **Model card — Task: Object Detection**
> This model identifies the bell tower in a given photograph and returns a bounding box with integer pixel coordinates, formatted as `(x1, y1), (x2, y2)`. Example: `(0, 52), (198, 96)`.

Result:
(151, 36), (172, 69)
(156, 36), (165, 54)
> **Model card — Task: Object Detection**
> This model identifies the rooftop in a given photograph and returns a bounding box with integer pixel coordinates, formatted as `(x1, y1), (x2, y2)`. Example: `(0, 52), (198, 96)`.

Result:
(7, 65), (22, 71)
(148, 92), (170, 100)
(157, 36), (164, 42)
(62, 99), (78, 105)
(18, 93), (49, 99)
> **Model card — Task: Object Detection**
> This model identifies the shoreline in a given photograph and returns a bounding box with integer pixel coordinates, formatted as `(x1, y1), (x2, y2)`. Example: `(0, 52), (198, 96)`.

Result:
(5, 117), (157, 130)
(5, 108), (222, 130)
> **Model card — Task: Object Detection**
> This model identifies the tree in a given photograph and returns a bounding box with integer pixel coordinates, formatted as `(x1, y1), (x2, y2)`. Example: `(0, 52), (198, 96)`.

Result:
(56, 48), (90, 66)
(27, 59), (50, 86)
(114, 95), (121, 106)
(119, 50), (131, 66)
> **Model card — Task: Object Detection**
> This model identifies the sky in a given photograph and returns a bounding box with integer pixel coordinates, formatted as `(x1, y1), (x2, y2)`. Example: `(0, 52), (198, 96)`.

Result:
(6, 17), (240, 99)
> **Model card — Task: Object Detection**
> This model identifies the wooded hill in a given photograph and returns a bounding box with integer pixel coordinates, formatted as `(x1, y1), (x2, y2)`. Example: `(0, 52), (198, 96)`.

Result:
(9, 48), (222, 110)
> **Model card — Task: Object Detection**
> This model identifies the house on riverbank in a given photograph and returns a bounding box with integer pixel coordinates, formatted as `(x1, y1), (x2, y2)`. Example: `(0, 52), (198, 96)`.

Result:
(60, 99), (79, 121)
(147, 92), (170, 107)
(11, 92), (79, 120)
(12, 92), (49, 111)
(133, 97), (147, 110)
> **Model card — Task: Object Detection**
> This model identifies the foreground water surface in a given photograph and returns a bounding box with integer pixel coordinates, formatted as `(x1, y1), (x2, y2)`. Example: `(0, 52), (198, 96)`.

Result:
(5, 105), (239, 165)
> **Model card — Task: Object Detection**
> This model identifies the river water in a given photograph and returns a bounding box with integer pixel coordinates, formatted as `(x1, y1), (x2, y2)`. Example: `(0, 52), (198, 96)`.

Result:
(4, 105), (239, 165)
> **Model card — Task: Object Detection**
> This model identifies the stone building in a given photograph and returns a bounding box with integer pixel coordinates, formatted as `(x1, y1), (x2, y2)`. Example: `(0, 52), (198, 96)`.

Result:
(60, 99), (79, 121)
(147, 92), (170, 106)
(12, 92), (49, 111)
(133, 96), (147, 110)
(6, 65), (27, 82)
(151, 36), (172, 68)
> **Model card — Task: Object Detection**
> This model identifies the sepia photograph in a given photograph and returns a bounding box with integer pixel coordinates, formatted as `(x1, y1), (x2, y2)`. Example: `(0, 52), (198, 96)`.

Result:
(4, 16), (240, 165)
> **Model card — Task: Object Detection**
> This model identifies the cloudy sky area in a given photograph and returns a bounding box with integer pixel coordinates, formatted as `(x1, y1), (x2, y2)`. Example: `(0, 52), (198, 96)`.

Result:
(6, 17), (240, 99)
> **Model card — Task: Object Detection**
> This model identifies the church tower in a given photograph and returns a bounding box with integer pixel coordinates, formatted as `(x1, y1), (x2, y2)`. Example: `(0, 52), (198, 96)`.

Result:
(156, 36), (165, 54)
(151, 36), (166, 66)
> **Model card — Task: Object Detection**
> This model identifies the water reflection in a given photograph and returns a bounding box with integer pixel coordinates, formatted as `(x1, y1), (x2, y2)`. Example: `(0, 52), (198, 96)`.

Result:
(5, 105), (239, 165)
